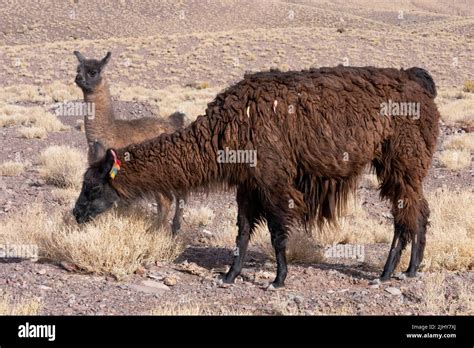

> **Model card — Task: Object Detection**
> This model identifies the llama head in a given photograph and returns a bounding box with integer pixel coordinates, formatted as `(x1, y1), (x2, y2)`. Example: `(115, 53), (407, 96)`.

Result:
(73, 147), (120, 223)
(73, 51), (111, 93)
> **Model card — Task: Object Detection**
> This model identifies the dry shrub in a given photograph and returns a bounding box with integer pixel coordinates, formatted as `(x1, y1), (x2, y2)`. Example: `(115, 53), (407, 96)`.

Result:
(463, 80), (474, 93)
(314, 196), (391, 245)
(0, 161), (25, 176)
(422, 189), (474, 272)
(438, 149), (471, 170)
(424, 273), (473, 315)
(443, 133), (474, 152)
(18, 126), (47, 139)
(150, 302), (249, 315)
(438, 95), (474, 127)
(39, 145), (85, 188)
(0, 104), (69, 131)
(0, 292), (41, 315)
(252, 221), (324, 264)
(184, 206), (215, 227)
(0, 205), (183, 279)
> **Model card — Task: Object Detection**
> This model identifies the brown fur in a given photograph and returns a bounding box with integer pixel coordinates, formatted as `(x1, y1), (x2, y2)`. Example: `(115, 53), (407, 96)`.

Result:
(94, 66), (440, 286)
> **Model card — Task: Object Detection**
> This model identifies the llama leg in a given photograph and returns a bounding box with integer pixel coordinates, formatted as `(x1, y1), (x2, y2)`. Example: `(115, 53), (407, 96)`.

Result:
(267, 218), (288, 288)
(171, 193), (187, 235)
(223, 188), (262, 284)
(380, 189), (428, 280)
(155, 192), (171, 230)
(380, 223), (407, 281)
(405, 197), (429, 277)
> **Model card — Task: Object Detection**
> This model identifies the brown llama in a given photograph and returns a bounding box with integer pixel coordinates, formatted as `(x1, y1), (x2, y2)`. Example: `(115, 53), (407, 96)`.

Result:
(73, 65), (440, 289)
(73, 51), (187, 234)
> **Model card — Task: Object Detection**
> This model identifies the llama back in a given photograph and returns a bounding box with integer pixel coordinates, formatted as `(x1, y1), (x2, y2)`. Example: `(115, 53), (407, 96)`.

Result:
(205, 66), (440, 227)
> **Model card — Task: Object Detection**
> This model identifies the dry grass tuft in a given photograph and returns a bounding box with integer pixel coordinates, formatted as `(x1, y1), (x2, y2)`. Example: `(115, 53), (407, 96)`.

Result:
(0, 292), (41, 315)
(443, 133), (474, 152)
(0, 103), (69, 132)
(185, 206), (215, 227)
(18, 126), (47, 139)
(1, 205), (184, 279)
(438, 92), (474, 127)
(150, 302), (249, 315)
(422, 189), (474, 272)
(39, 145), (85, 188)
(424, 273), (473, 315)
(463, 80), (474, 93)
(253, 221), (324, 264)
(438, 149), (471, 170)
(0, 161), (26, 176)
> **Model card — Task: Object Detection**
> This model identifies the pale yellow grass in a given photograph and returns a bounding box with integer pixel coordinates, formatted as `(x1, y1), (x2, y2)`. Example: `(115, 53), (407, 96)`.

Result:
(39, 145), (85, 188)
(150, 302), (249, 315)
(252, 221), (325, 264)
(0, 292), (41, 315)
(185, 206), (215, 227)
(0, 161), (25, 176)
(0, 205), (183, 279)
(423, 189), (474, 272)
(0, 103), (69, 132)
(424, 273), (473, 315)
(437, 92), (474, 127)
(444, 133), (474, 152)
(18, 126), (47, 139)
(438, 149), (471, 170)
(314, 195), (391, 245)
(0, 82), (81, 104)
(51, 187), (80, 205)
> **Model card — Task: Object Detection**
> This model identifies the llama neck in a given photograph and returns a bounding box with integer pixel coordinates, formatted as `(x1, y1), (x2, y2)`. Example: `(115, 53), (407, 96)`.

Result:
(83, 79), (115, 144)
(112, 115), (248, 199)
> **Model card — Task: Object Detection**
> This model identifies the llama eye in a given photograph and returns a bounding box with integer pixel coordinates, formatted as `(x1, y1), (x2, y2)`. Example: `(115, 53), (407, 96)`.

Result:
(89, 71), (97, 77)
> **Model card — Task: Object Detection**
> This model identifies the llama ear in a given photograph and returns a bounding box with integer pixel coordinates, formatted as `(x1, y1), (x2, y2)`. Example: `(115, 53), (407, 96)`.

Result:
(100, 52), (112, 68)
(74, 51), (85, 63)
(93, 140), (106, 161)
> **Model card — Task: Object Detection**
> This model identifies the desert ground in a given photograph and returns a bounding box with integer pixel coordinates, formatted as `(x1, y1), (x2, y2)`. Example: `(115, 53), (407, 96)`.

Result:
(0, 0), (473, 315)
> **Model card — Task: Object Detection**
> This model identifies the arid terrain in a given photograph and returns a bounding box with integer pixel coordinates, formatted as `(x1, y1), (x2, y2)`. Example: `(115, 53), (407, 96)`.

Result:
(0, 0), (473, 316)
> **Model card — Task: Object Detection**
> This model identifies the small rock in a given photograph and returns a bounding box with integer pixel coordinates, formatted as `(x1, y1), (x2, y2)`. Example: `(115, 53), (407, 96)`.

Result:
(60, 261), (78, 272)
(293, 295), (304, 305)
(163, 276), (177, 286)
(369, 284), (380, 289)
(38, 285), (52, 290)
(385, 287), (402, 296)
(369, 278), (381, 285)
(141, 280), (170, 291)
(394, 273), (407, 281)
(134, 266), (146, 276)
(37, 268), (47, 275)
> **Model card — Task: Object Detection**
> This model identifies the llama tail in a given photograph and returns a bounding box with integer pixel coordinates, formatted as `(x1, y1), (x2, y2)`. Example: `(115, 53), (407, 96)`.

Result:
(406, 67), (437, 98)
(168, 111), (187, 129)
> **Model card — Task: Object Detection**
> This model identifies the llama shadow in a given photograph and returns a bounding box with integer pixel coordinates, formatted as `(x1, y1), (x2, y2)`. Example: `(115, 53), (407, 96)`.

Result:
(176, 246), (268, 270)
(176, 246), (379, 281)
